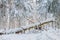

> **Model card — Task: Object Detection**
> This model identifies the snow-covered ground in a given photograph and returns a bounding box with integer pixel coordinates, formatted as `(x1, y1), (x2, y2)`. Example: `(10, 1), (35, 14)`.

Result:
(0, 18), (55, 34)
(0, 27), (60, 40)
(0, 18), (58, 40)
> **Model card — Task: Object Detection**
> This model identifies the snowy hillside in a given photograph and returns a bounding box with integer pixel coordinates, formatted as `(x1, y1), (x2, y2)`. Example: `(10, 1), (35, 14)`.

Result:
(0, 0), (60, 40)
(0, 27), (60, 40)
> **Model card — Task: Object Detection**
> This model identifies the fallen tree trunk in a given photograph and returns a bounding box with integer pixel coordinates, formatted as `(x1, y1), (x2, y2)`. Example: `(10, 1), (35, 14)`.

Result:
(0, 20), (55, 35)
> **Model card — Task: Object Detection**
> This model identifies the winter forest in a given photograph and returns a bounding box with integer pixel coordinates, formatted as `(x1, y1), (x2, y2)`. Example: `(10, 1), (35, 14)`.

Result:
(0, 0), (60, 40)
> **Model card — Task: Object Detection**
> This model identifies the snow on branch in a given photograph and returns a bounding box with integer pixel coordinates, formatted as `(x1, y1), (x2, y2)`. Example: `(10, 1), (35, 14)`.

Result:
(0, 18), (55, 35)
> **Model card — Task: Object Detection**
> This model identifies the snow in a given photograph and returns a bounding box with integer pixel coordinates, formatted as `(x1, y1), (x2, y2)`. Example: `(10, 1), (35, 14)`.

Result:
(0, 29), (5, 33)
(0, 27), (23, 34)
(0, 18), (55, 34)
(21, 18), (55, 29)
(0, 16), (59, 40)
(5, 28), (23, 34)
(0, 0), (60, 40)
(0, 27), (60, 40)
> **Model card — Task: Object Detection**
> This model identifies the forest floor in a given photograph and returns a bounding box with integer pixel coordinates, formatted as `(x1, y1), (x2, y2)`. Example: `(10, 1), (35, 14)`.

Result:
(0, 27), (60, 40)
